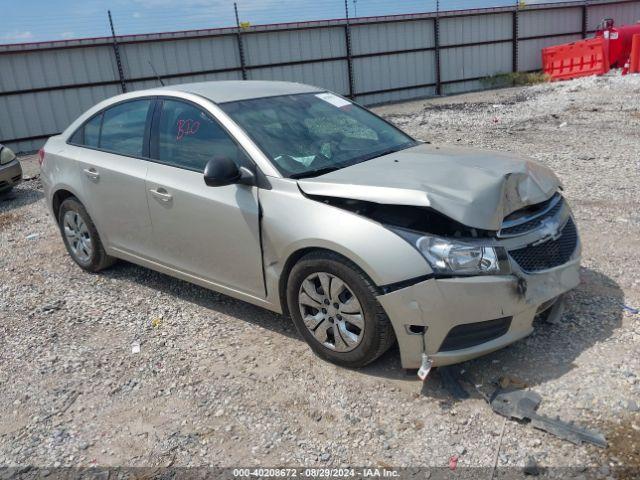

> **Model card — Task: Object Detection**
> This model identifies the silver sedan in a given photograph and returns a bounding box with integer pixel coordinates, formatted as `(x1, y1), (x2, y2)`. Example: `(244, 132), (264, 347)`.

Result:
(0, 144), (22, 195)
(40, 81), (580, 371)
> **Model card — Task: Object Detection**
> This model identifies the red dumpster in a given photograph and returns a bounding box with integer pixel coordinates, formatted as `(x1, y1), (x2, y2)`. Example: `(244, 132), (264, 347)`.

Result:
(596, 19), (640, 67)
(542, 37), (610, 81)
(630, 34), (640, 73)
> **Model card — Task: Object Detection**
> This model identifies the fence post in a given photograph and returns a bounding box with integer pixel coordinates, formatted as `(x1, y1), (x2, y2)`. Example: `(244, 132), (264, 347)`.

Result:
(234, 3), (248, 80)
(582, 1), (589, 38)
(108, 10), (127, 93)
(512, 2), (519, 73)
(344, 0), (355, 99)
(434, 1), (442, 95)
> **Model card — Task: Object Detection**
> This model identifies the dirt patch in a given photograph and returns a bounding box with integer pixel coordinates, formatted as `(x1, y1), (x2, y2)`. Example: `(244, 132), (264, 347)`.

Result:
(0, 211), (22, 230)
(602, 414), (640, 478)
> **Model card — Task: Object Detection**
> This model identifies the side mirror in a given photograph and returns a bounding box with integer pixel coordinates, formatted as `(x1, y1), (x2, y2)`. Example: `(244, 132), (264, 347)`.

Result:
(0, 145), (16, 165)
(203, 157), (241, 187)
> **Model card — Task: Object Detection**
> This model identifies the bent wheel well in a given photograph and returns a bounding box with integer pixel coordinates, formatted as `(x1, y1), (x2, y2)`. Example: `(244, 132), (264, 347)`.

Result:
(52, 189), (76, 221)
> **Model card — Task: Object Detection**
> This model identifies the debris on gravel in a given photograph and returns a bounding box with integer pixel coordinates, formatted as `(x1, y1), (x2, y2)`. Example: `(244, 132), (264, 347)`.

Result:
(1, 73), (639, 471)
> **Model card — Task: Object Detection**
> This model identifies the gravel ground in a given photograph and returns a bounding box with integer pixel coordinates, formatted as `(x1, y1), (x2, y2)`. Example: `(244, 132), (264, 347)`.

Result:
(1, 73), (639, 476)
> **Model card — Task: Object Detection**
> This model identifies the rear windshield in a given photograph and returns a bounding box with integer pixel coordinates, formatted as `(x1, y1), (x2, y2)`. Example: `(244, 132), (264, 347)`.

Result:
(219, 93), (416, 179)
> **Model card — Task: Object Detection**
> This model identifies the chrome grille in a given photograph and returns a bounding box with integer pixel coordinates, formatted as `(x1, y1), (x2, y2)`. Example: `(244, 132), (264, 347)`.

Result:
(499, 194), (563, 237)
(509, 218), (578, 272)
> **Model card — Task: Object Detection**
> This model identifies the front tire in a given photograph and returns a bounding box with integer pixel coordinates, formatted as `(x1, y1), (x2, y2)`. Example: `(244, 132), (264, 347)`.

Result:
(286, 251), (395, 368)
(58, 197), (115, 272)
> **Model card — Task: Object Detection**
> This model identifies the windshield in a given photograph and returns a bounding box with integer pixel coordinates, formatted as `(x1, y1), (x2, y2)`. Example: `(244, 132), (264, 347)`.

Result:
(219, 92), (416, 178)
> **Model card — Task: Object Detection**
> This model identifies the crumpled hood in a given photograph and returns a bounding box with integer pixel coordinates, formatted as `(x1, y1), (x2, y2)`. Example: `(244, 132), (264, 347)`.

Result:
(297, 143), (561, 231)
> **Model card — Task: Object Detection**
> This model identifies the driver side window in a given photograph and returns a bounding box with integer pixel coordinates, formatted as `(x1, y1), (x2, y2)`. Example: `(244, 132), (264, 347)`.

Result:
(155, 100), (247, 172)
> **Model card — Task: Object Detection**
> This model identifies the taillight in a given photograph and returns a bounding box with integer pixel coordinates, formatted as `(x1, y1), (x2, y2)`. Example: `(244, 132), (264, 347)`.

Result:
(38, 148), (45, 167)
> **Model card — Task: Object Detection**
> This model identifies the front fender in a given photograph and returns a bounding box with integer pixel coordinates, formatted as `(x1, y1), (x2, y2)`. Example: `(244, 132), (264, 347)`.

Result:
(259, 177), (431, 309)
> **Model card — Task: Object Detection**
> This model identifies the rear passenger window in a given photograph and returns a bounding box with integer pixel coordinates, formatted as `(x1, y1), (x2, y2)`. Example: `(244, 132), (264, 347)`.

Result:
(69, 113), (102, 148)
(100, 100), (152, 157)
(156, 100), (247, 172)
(69, 128), (83, 145)
(84, 113), (102, 148)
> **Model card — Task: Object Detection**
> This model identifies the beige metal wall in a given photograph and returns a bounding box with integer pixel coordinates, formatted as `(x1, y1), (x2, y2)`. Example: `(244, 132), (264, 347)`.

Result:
(1, 0), (639, 152)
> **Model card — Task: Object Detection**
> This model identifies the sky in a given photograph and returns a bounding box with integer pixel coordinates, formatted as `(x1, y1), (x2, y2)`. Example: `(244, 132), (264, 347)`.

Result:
(3, 0), (557, 45)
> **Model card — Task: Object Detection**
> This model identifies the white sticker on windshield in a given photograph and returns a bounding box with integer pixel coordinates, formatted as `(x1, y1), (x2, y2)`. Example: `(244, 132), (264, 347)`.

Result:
(315, 93), (352, 108)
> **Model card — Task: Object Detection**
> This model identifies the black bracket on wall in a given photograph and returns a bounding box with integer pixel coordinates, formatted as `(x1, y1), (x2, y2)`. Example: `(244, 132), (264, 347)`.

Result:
(434, 15), (442, 95)
(234, 3), (248, 81)
(344, 0), (355, 99)
(108, 10), (127, 93)
(512, 8), (519, 73)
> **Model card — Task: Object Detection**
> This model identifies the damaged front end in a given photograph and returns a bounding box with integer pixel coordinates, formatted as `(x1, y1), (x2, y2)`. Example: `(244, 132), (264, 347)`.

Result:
(308, 194), (511, 279)
(301, 188), (581, 370)
(300, 195), (496, 238)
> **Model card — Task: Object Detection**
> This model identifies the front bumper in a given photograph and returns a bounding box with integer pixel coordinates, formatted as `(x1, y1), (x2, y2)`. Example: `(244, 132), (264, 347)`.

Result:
(377, 257), (581, 369)
(0, 160), (23, 192)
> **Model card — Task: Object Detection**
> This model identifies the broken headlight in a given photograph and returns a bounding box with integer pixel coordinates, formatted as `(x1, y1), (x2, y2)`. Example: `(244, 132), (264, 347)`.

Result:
(392, 229), (511, 276)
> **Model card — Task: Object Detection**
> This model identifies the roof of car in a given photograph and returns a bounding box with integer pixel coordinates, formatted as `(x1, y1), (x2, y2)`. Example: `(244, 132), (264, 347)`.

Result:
(164, 80), (323, 103)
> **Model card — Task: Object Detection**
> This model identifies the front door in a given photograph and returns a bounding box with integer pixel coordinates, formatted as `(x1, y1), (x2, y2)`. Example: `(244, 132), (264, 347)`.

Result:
(145, 98), (264, 297)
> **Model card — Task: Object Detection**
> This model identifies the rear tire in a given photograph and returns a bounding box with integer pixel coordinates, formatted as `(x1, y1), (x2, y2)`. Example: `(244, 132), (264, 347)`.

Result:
(58, 197), (115, 272)
(286, 251), (395, 368)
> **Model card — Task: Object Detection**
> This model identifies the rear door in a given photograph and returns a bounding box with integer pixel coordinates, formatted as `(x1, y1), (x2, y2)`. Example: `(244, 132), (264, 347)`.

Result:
(72, 98), (154, 256)
(144, 98), (264, 297)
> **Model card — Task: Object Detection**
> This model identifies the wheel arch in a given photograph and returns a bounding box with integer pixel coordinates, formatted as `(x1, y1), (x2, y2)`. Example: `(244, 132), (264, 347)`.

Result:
(51, 188), (77, 221)
(50, 187), (108, 248)
(278, 246), (380, 317)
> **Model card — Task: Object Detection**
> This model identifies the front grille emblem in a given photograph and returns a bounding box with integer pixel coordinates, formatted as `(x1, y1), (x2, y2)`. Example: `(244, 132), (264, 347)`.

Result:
(531, 217), (563, 246)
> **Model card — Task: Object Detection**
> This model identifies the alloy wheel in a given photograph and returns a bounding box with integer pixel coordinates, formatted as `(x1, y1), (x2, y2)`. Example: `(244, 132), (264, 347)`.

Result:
(298, 272), (365, 352)
(63, 211), (93, 263)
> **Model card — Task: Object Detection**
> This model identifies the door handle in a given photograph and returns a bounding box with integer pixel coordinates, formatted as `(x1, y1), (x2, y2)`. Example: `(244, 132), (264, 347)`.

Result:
(149, 188), (173, 202)
(83, 168), (99, 180)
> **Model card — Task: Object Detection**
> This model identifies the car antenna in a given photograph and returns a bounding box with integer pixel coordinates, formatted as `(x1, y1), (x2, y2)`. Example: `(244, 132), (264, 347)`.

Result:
(148, 61), (165, 86)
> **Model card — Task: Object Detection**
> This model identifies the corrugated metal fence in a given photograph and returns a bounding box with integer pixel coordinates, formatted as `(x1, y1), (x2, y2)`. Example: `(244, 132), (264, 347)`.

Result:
(2, 0), (640, 152)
